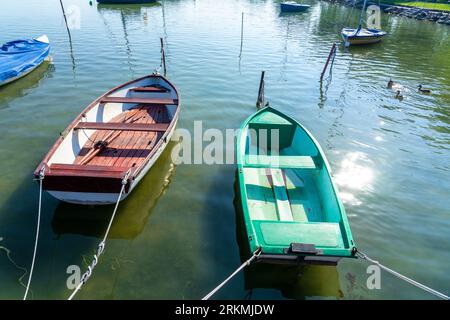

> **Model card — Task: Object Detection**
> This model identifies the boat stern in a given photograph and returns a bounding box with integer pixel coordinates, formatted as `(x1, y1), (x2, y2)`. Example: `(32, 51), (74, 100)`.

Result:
(35, 163), (133, 205)
(249, 220), (356, 265)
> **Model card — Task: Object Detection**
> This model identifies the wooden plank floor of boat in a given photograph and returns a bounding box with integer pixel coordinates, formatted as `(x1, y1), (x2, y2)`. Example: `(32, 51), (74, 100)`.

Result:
(74, 105), (169, 168)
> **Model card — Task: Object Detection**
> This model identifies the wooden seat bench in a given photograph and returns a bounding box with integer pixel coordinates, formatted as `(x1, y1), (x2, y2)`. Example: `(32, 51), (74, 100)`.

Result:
(74, 122), (169, 132)
(47, 163), (130, 178)
(130, 86), (169, 93)
(244, 155), (317, 169)
(100, 97), (177, 105)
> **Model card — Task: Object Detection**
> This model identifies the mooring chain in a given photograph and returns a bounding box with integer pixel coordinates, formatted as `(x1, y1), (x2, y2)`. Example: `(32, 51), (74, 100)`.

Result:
(23, 166), (45, 300)
(68, 170), (131, 300)
(355, 249), (449, 300)
(79, 241), (104, 285)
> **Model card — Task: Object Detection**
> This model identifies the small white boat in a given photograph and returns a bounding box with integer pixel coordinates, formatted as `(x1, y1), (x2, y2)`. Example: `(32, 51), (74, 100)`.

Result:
(35, 73), (180, 205)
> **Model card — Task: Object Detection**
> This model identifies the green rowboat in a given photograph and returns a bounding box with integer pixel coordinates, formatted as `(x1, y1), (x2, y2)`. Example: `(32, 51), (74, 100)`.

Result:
(236, 107), (356, 265)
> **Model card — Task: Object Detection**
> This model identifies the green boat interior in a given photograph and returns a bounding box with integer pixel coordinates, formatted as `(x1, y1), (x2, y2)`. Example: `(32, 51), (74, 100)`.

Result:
(241, 109), (352, 255)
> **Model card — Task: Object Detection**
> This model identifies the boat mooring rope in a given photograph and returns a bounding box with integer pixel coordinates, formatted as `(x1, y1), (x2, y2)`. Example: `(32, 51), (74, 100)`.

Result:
(356, 250), (449, 300)
(23, 166), (45, 300)
(68, 170), (131, 300)
(202, 248), (261, 300)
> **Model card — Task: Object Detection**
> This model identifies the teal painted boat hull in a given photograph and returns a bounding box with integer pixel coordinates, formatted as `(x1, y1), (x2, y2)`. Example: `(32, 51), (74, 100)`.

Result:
(236, 107), (356, 265)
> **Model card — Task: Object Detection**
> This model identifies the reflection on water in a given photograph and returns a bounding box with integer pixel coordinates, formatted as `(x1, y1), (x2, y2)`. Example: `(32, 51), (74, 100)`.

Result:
(334, 152), (374, 206)
(335, 152), (374, 190)
(243, 264), (343, 300)
(0, 0), (449, 299)
(0, 61), (54, 107)
(52, 142), (177, 240)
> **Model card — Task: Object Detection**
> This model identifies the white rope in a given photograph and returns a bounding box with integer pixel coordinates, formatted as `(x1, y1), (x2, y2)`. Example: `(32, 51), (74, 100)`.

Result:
(68, 170), (130, 300)
(202, 248), (261, 300)
(356, 250), (449, 300)
(23, 167), (45, 300)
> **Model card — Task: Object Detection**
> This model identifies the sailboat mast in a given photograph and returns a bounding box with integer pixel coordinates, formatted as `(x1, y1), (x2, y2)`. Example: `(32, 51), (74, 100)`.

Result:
(358, 0), (368, 29)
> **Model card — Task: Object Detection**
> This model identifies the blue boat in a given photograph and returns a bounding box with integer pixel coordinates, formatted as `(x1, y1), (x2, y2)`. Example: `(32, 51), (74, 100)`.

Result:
(280, 2), (311, 13)
(97, 0), (157, 3)
(341, 27), (387, 45)
(0, 35), (50, 87)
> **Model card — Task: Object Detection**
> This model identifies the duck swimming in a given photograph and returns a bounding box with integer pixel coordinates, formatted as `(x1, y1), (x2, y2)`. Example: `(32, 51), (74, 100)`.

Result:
(387, 78), (394, 89)
(395, 90), (403, 101)
(418, 85), (431, 94)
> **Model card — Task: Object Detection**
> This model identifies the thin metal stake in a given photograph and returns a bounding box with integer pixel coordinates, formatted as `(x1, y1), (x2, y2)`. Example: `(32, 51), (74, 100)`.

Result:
(59, 0), (73, 44)
(320, 43), (337, 82)
(239, 12), (244, 58)
(160, 37), (167, 77)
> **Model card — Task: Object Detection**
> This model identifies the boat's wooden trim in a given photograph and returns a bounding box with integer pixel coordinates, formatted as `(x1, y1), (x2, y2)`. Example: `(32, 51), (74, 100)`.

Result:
(100, 97), (178, 105)
(34, 73), (181, 185)
(74, 122), (170, 132)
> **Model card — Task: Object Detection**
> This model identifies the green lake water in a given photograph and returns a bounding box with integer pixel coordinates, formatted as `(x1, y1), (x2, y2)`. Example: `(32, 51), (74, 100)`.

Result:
(0, 0), (449, 299)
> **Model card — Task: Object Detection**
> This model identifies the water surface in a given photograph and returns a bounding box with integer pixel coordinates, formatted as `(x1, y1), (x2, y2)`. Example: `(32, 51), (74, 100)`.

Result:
(0, 0), (449, 299)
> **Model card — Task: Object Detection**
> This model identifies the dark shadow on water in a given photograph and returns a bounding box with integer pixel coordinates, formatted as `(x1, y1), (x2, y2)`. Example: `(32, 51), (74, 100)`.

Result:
(233, 170), (343, 300)
(51, 141), (177, 240)
(0, 141), (177, 298)
(0, 62), (55, 107)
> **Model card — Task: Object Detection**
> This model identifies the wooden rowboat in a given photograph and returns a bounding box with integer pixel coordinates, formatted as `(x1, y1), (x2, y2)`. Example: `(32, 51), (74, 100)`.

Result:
(236, 106), (356, 265)
(34, 73), (180, 205)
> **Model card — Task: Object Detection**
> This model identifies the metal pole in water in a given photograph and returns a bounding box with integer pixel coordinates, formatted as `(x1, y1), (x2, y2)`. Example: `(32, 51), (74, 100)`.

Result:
(160, 37), (167, 77)
(256, 71), (265, 109)
(320, 43), (337, 82)
(239, 12), (244, 58)
(59, 0), (73, 44)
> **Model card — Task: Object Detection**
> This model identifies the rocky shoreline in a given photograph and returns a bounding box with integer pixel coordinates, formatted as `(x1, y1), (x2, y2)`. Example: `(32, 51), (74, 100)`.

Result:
(383, 5), (450, 24)
(327, 0), (450, 25)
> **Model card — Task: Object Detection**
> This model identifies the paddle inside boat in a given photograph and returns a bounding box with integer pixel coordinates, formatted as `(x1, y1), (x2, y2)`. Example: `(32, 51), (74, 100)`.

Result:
(280, 1), (311, 13)
(34, 73), (180, 205)
(0, 35), (50, 87)
(341, 0), (387, 46)
(236, 106), (356, 265)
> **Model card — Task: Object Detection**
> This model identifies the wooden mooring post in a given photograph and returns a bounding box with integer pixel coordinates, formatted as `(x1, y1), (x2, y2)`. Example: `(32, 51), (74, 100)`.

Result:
(320, 42), (337, 82)
(239, 12), (244, 58)
(256, 71), (265, 109)
(160, 37), (167, 76)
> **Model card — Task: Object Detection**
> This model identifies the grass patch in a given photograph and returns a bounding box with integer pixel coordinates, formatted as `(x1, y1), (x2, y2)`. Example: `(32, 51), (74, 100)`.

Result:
(397, 2), (450, 10)
(382, 0), (450, 11)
